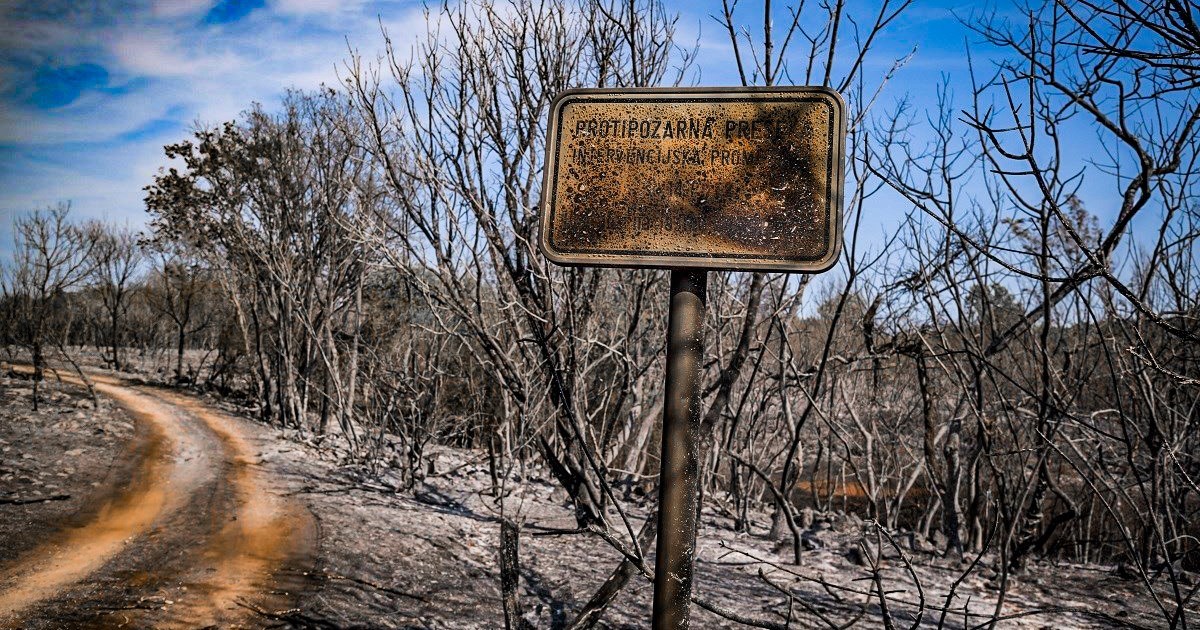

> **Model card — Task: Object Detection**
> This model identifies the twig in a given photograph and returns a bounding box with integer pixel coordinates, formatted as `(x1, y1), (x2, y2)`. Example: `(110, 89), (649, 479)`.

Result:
(0, 494), (71, 505)
(323, 571), (429, 602)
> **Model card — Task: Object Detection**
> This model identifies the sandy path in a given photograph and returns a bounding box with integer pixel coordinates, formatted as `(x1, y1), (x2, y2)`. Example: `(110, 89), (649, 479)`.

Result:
(0, 370), (315, 628)
(150, 389), (315, 627)
(0, 376), (179, 618)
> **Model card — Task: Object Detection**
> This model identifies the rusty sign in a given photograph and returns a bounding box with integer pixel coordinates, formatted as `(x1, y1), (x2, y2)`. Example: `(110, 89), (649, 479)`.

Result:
(539, 86), (846, 272)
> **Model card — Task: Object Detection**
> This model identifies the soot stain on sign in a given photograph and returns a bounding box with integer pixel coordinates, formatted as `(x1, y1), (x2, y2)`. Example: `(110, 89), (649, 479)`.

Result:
(540, 88), (845, 270)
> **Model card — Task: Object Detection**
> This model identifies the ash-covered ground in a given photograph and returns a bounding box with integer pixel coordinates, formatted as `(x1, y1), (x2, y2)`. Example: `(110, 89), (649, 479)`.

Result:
(254, 433), (1173, 628)
(0, 375), (139, 565)
(0, 363), (1186, 628)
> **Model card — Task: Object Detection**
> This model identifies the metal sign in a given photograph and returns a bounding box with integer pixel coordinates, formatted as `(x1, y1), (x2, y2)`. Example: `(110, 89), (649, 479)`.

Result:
(538, 86), (848, 630)
(539, 86), (846, 272)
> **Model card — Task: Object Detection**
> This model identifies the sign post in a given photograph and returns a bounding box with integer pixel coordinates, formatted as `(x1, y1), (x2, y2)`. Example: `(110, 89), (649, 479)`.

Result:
(539, 86), (846, 629)
(653, 268), (707, 629)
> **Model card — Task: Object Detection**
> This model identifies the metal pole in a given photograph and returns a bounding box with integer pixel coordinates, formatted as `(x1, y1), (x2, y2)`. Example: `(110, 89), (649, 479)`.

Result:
(652, 268), (708, 630)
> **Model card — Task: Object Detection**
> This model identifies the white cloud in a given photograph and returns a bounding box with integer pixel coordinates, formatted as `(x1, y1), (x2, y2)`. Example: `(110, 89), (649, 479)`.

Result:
(0, 0), (430, 257)
(272, 0), (367, 16)
(111, 28), (244, 78)
(150, 0), (210, 18)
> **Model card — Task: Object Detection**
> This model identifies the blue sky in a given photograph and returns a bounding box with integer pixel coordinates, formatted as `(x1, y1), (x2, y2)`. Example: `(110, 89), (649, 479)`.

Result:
(0, 0), (1017, 259)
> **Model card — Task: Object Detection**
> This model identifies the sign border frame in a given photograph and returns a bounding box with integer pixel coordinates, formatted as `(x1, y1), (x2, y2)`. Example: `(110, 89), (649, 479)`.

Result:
(538, 85), (847, 273)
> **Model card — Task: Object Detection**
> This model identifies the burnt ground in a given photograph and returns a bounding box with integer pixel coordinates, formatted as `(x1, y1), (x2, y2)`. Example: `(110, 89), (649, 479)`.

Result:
(0, 368), (315, 629)
(0, 371), (140, 566)
(0, 358), (1192, 628)
(251, 434), (1184, 629)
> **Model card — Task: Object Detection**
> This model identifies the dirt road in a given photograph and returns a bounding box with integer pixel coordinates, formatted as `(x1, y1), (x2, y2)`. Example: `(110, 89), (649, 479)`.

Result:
(0, 371), (316, 629)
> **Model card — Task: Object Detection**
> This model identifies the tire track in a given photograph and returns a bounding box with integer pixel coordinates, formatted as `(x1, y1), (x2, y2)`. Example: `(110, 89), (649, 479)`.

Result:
(0, 375), (181, 622)
(0, 370), (316, 628)
(147, 389), (316, 628)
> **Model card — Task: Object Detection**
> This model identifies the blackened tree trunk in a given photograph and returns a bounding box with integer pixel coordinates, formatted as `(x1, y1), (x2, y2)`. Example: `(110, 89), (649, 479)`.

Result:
(499, 518), (530, 630)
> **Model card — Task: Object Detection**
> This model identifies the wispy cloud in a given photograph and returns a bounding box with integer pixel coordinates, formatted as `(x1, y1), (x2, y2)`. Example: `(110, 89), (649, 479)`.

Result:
(0, 0), (430, 253)
(0, 0), (980, 257)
